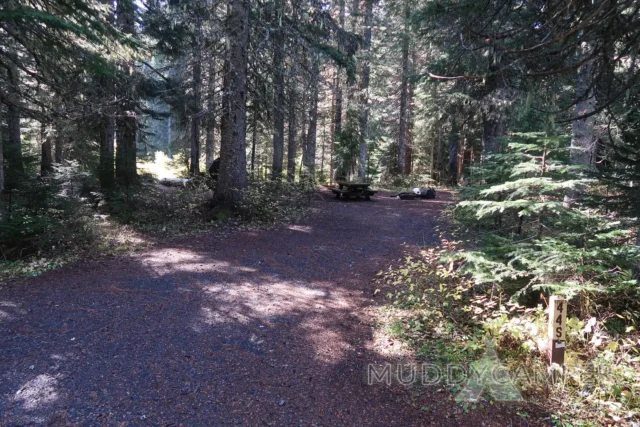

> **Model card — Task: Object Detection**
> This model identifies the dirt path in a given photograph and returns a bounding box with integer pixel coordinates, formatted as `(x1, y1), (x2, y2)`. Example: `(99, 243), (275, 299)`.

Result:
(0, 189), (528, 426)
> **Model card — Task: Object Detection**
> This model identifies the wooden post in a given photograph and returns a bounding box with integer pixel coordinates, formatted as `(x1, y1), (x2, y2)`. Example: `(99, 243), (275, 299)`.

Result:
(548, 296), (567, 366)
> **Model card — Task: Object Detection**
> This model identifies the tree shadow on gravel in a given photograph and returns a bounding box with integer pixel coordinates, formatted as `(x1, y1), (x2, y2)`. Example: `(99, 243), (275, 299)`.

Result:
(0, 189), (547, 426)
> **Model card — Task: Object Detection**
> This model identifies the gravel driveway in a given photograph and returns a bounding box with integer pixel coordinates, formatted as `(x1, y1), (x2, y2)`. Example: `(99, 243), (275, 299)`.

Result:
(0, 189), (535, 426)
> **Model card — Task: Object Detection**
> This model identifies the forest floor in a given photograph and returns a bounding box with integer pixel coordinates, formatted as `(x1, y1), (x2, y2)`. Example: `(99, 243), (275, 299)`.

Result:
(0, 188), (547, 426)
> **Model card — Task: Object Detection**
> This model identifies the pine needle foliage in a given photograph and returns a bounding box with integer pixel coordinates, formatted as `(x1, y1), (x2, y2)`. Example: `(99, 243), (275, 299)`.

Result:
(456, 132), (640, 302)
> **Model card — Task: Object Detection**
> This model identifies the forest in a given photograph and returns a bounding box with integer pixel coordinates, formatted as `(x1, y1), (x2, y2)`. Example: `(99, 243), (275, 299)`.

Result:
(1, 0), (640, 425)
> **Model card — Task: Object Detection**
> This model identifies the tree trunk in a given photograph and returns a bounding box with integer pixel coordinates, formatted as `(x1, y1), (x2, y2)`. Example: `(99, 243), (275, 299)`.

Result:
(4, 1), (22, 183)
(570, 52), (595, 167)
(6, 59), (23, 177)
(333, 0), (345, 147)
(481, 59), (505, 159)
(304, 55), (319, 180)
(41, 136), (53, 176)
(286, 72), (297, 182)
(448, 120), (459, 186)
(54, 132), (64, 163)
(397, 4), (410, 175)
(271, 0), (285, 180)
(99, 111), (115, 189)
(115, 113), (137, 186)
(115, 0), (137, 185)
(564, 42), (595, 208)
(482, 108), (504, 158)
(429, 133), (436, 181)
(300, 91), (308, 178)
(217, 0), (250, 205)
(205, 58), (216, 170)
(6, 103), (22, 177)
(251, 104), (257, 174)
(358, 0), (373, 181)
(190, 17), (203, 176)
(0, 108), (4, 217)
(405, 49), (415, 175)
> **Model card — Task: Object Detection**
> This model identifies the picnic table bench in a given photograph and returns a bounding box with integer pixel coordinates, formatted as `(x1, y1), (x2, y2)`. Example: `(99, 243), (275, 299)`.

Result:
(331, 182), (377, 200)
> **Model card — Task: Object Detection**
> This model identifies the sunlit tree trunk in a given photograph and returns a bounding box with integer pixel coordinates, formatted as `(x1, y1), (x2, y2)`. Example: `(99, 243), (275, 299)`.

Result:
(251, 101), (258, 174)
(190, 15), (203, 176)
(448, 119), (459, 186)
(270, 0), (285, 180)
(286, 68), (297, 182)
(397, 3), (410, 174)
(300, 89), (308, 179)
(217, 0), (249, 204)
(0, 108), (4, 218)
(405, 49), (415, 175)
(304, 54), (319, 179)
(205, 59), (216, 170)
(333, 0), (345, 148)
(358, 0), (373, 180)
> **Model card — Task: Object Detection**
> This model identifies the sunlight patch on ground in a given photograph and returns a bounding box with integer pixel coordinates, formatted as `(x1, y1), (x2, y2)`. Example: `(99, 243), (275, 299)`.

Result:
(300, 320), (352, 364)
(192, 279), (355, 363)
(364, 306), (414, 358)
(0, 301), (19, 308)
(191, 306), (253, 332)
(139, 250), (257, 276)
(195, 280), (349, 323)
(0, 301), (25, 323)
(287, 225), (313, 233)
(14, 374), (59, 410)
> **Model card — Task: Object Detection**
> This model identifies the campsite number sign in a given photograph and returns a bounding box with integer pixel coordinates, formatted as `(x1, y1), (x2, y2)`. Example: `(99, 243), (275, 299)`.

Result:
(548, 296), (567, 365)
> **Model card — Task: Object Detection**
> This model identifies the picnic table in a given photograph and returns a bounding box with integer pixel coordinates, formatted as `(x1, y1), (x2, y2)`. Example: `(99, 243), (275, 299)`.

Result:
(331, 181), (377, 200)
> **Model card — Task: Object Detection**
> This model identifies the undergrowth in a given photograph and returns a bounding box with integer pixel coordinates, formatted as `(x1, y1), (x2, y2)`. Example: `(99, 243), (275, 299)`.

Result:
(0, 164), (315, 282)
(376, 237), (640, 426)
(377, 173), (437, 192)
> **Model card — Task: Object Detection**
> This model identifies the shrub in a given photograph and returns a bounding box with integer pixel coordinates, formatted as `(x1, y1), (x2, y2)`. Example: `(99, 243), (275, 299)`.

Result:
(237, 177), (316, 223)
(377, 241), (640, 423)
(105, 177), (215, 234)
(0, 161), (95, 260)
(378, 173), (436, 191)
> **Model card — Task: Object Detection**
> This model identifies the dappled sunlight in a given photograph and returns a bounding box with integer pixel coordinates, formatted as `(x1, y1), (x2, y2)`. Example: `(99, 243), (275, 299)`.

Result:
(0, 301), (25, 323)
(14, 374), (59, 410)
(299, 318), (357, 364)
(195, 280), (347, 324)
(287, 225), (313, 233)
(194, 306), (252, 329)
(138, 249), (257, 276)
(192, 278), (357, 364)
(0, 185), (454, 425)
